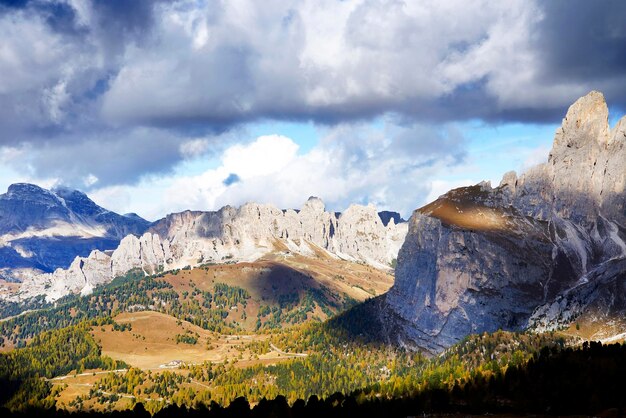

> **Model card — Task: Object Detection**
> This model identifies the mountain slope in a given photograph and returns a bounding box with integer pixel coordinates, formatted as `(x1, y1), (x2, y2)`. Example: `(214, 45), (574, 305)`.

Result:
(385, 91), (626, 353)
(0, 249), (393, 349)
(0, 184), (150, 277)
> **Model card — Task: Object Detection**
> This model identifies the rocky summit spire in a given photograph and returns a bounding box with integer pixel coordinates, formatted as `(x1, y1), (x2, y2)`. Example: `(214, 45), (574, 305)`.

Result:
(553, 90), (609, 150)
(385, 91), (626, 354)
(543, 91), (625, 225)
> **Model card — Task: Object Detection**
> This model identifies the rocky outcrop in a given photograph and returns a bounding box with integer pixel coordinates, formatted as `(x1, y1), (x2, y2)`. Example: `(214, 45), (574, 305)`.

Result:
(110, 234), (171, 277)
(332, 204), (405, 265)
(386, 91), (626, 353)
(508, 91), (626, 226)
(529, 258), (626, 334)
(17, 198), (407, 301)
(0, 183), (150, 274)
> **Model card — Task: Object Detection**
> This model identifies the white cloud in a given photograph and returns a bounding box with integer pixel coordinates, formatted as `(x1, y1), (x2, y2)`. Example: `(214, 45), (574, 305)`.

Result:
(221, 135), (299, 179)
(83, 174), (99, 187)
(520, 144), (550, 172)
(42, 79), (70, 123)
(98, 0), (564, 126)
(10, 119), (559, 222)
(0, 146), (25, 163)
(426, 179), (476, 203)
(96, 122), (468, 219)
(89, 186), (130, 212)
(1, 0), (623, 192)
(1, 0), (621, 214)
(179, 138), (211, 158)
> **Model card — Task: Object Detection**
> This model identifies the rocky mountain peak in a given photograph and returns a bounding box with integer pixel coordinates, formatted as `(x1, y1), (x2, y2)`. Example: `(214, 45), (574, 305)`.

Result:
(5, 183), (63, 204)
(0, 183), (70, 232)
(301, 196), (325, 213)
(554, 90), (609, 150)
(540, 91), (625, 225)
(498, 170), (517, 190)
(53, 186), (108, 218)
(0, 183), (151, 275)
(385, 91), (626, 354)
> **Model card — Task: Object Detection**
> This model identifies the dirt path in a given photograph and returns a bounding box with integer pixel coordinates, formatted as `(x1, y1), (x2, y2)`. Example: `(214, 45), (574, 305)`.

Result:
(0, 308), (39, 322)
(269, 343), (308, 358)
(48, 369), (129, 381)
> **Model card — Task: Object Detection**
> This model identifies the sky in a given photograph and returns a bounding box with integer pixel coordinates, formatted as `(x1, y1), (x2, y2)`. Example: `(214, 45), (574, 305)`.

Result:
(0, 0), (625, 220)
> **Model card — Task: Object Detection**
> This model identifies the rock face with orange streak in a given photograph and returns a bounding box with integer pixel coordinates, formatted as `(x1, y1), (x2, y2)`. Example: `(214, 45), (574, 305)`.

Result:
(386, 91), (626, 353)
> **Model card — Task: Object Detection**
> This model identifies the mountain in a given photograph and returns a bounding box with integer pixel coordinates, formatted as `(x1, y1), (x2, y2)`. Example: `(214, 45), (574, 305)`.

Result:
(0, 184), (150, 278)
(12, 197), (407, 301)
(384, 91), (626, 353)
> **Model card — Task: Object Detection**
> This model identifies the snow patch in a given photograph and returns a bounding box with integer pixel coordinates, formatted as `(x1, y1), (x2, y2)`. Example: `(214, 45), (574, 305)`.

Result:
(1, 220), (108, 242)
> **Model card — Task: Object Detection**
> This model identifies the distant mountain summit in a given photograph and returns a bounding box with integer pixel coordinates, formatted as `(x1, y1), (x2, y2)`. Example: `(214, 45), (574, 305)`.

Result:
(0, 183), (150, 276)
(385, 91), (626, 353)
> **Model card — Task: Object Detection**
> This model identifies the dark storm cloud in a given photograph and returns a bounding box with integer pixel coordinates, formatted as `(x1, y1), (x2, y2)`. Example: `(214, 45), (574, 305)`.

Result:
(91, 0), (156, 35)
(0, 0), (159, 38)
(99, 0), (626, 129)
(4, 0), (82, 36)
(0, 0), (29, 9)
(538, 1), (626, 81)
(26, 129), (186, 188)
(1, 0), (626, 189)
(0, 0), (161, 144)
(533, 0), (626, 112)
(89, 0), (166, 57)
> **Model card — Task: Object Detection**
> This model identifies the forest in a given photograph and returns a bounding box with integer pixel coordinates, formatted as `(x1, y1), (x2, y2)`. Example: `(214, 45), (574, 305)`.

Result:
(1, 269), (625, 416)
(0, 320), (127, 411)
(1, 340), (626, 417)
(0, 267), (352, 349)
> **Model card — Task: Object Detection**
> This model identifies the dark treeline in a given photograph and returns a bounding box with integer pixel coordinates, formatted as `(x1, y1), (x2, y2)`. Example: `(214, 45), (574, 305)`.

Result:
(3, 340), (626, 417)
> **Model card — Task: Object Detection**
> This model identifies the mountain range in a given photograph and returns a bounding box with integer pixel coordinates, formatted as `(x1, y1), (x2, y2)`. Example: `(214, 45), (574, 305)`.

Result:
(0, 91), (625, 353)
(0, 191), (407, 302)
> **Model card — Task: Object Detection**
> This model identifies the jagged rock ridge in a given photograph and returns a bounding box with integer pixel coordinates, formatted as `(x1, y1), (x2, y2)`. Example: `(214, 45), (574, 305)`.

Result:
(0, 183), (150, 277)
(17, 197), (407, 301)
(385, 91), (626, 353)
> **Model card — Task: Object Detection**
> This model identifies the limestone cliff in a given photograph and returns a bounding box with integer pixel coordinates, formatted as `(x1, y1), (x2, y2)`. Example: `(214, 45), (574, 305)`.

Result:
(17, 198), (407, 301)
(385, 91), (626, 353)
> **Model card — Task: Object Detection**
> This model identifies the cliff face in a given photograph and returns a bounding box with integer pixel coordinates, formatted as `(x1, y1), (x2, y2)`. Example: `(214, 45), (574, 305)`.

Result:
(17, 198), (407, 301)
(147, 198), (406, 271)
(386, 91), (626, 353)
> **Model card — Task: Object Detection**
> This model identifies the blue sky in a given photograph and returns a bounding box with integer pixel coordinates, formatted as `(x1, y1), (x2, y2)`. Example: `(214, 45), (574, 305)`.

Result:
(0, 0), (625, 220)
